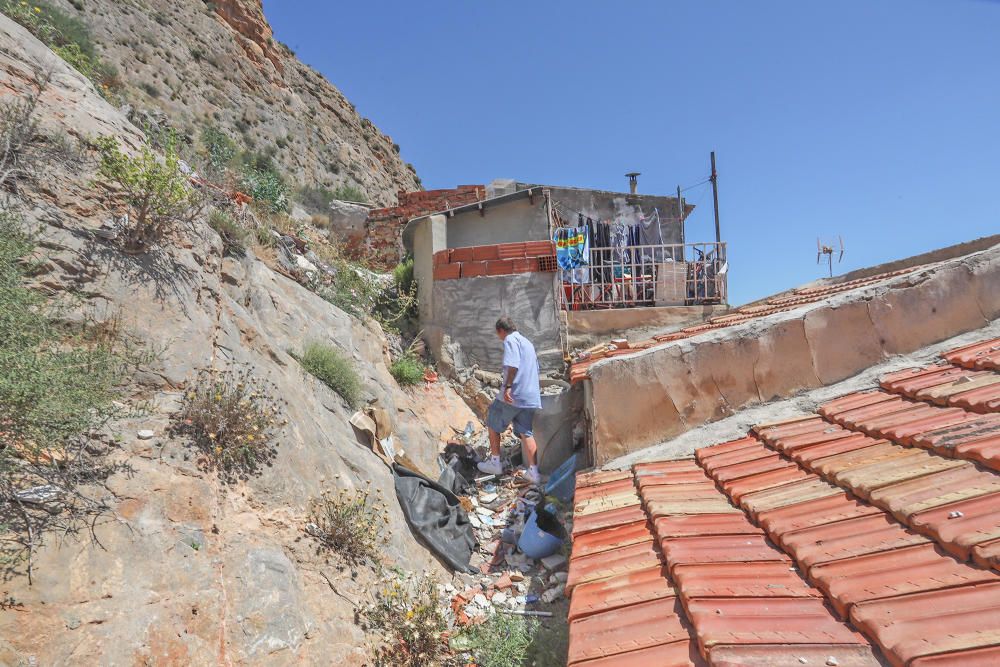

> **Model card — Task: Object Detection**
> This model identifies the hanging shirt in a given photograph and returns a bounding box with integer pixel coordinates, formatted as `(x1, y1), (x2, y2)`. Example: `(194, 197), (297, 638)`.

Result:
(502, 332), (542, 409)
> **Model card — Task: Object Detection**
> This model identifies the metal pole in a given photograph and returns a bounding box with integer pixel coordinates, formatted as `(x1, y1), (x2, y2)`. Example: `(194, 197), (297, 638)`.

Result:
(676, 185), (685, 247)
(710, 151), (721, 244)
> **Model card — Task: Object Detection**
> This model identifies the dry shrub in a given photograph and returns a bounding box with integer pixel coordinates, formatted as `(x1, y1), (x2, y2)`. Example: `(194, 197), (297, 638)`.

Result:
(173, 366), (285, 481)
(306, 484), (389, 567)
(360, 571), (459, 667)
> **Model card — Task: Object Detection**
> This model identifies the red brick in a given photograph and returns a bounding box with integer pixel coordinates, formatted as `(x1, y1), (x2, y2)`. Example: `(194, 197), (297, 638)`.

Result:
(512, 258), (536, 274)
(486, 259), (515, 276)
(433, 250), (451, 266)
(497, 242), (527, 259)
(472, 245), (500, 261)
(461, 261), (487, 278)
(525, 240), (556, 256)
(433, 263), (461, 281)
(450, 247), (475, 263)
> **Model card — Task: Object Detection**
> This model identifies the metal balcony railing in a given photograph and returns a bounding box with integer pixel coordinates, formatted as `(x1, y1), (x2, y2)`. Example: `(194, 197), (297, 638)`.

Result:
(559, 242), (727, 310)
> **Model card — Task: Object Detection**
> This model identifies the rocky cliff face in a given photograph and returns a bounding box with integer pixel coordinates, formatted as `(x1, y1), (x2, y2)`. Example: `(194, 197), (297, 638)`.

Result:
(44, 0), (419, 206)
(0, 15), (471, 665)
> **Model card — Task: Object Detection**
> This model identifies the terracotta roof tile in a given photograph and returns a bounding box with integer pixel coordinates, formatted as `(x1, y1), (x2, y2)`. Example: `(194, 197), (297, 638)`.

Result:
(948, 380), (1000, 414)
(576, 469), (633, 489)
(943, 337), (1000, 371)
(654, 514), (764, 539)
(575, 478), (636, 504)
(567, 597), (693, 664)
(722, 466), (813, 502)
(572, 505), (647, 536)
(660, 535), (790, 568)
(707, 644), (880, 666)
(866, 463), (1000, 522)
(908, 492), (1000, 560)
(972, 538), (1000, 572)
(567, 565), (674, 622)
(809, 441), (909, 478)
(752, 415), (830, 440)
(571, 521), (655, 559)
(567, 541), (662, 594)
(699, 446), (776, 473)
(636, 470), (715, 487)
(781, 514), (930, 570)
(849, 582), (1000, 666)
(646, 497), (742, 519)
(756, 492), (882, 542)
(818, 390), (897, 420)
(740, 477), (844, 518)
(919, 373), (1000, 405)
(685, 598), (868, 651)
(808, 543), (1000, 617)
(568, 639), (704, 667)
(713, 457), (799, 487)
(632, 459), (702, 476)
(574, 490), (641, 516)
(672, 562), (819, 599)
(831, 448), (967, 499)
(693, 436), (761, 464)
(906, 413), (1000, 457)
(789, 434), (887, 467)
(880, 364), (975, 396)
(910, 645), (1000, 666)
(759, 423), (853, 453)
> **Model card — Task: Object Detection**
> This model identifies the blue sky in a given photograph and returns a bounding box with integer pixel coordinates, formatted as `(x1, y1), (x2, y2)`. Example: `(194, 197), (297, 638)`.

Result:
(262, 1), (999, 305)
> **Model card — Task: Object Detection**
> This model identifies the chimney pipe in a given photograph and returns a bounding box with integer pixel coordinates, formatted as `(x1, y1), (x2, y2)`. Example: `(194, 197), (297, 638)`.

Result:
(625, 172), (640, 195)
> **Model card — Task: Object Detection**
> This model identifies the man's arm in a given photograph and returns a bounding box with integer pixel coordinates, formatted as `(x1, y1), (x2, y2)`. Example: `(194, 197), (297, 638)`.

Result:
(503, 365), (518, 404)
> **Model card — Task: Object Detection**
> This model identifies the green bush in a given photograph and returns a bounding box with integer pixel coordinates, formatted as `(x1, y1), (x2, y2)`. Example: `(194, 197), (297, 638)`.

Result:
(294, 184), (335, 213)
(95, 134), (203, 252)
(392, 258), (415, 294)
(331, 183), (367, 203)
(390, 354), (424, 387)
(239, 152), (289, 213)
(458, 612), (537, 667)
(200, 125), (238, 178)
(0, 214), (122, 463)
(207, 209), (248, 257)
(173, 366), (285, 480)
(0, 0), (121, 100)
(296, 341), (362, 408)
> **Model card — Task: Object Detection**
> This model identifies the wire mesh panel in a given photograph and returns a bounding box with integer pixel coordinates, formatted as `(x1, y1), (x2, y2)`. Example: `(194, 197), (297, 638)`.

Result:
(559, 242), (727, 311)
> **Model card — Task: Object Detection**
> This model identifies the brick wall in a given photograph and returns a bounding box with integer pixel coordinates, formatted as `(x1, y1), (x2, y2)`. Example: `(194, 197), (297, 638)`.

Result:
(432, 241), (557, 281)
(352, 185), (486, 270)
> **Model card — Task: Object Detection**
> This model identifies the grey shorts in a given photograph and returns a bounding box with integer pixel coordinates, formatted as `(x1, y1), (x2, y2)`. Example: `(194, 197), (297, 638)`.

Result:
(487, 399), (536, 437)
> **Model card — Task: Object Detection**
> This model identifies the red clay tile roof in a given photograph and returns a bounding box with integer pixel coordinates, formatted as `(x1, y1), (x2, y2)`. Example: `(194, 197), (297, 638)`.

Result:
(567, 336), (1000, 666)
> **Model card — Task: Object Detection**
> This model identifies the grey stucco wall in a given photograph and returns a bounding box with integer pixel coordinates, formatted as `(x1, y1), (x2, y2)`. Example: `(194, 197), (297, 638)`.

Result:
(540, 185), (688, 245)
(445, 197), (549, 249)
(431, 272), (563, 373)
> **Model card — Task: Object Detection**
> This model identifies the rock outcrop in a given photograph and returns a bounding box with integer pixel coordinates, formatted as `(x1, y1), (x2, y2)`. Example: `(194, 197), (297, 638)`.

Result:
(44, 0), (420, 205)
(0, 15), (472, 665)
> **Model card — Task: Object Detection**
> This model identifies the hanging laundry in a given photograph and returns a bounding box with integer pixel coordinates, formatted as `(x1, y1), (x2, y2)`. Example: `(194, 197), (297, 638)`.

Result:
(554, 226), (590, 270)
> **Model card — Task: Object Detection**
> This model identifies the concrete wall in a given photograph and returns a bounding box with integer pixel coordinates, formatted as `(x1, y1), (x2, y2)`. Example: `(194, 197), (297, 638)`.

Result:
(411, 215), (447, 325)
(431, 272), (563, 373)
(540, 185), (689, 245)
(565, 305), (729, 350)
(584, 242), (1000, 465)
(446, 197), (549, 249)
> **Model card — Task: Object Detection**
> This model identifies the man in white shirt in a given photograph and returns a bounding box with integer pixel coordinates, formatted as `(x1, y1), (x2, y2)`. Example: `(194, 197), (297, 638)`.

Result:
(477, 317), (542, 484)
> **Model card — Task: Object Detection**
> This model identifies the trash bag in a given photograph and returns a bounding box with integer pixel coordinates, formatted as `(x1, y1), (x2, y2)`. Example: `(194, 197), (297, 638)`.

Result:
(438, 464), (473, 497)
(393, 463), (477, 573)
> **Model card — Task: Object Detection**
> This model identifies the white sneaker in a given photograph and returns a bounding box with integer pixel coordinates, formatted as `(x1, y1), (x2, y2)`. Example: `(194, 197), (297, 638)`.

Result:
(477, 456), (503, 476)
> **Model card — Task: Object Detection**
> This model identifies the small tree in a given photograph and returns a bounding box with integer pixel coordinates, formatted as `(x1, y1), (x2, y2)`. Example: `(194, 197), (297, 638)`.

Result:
(95, 135), (203, 252)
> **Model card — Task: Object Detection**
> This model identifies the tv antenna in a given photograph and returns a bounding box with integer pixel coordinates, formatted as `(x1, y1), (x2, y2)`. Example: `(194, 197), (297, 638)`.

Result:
(817, 236), (844, 278)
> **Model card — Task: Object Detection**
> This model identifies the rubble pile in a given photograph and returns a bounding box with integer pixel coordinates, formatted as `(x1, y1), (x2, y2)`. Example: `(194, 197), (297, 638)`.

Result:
(439, 426), (573, 629)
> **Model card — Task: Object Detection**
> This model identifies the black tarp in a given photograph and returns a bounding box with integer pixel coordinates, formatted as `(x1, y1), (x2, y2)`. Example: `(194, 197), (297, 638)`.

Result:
(393, 463), (477, 573)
